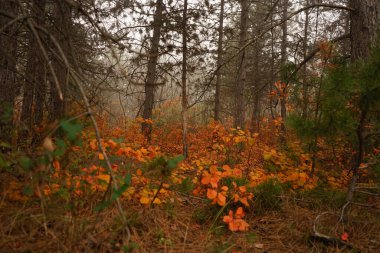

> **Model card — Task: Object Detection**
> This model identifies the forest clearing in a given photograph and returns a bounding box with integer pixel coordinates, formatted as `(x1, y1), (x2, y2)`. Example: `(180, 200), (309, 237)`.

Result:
(1, 0), (380, 252)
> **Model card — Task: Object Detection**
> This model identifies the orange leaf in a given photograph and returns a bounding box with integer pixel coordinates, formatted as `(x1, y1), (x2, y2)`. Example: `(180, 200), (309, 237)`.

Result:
(229, 221), (239, 231)
(217, 192), (226, 206)
(223, 210), (234, 224)
(233, 168), (242, 177)
(239, 186), (247, 193)
(222, 165), (231, 171)
(235, 207), (245, 219)
(240, 197), (250, 207)
(207, 188), (218, 199)
(210, 165), (218, 174)
(53, 160), (60, 170)
(221, 185), (229, 192)
(210, 176), (219, 188)
(98, 153), (105, 160)
(201, 174), (211, 185)
(236, 219), (249, 231)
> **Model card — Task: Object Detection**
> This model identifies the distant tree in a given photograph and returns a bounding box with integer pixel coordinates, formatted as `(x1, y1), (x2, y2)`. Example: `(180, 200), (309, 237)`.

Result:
(142, 0), (164, 141)
(234, 0), (249, 128)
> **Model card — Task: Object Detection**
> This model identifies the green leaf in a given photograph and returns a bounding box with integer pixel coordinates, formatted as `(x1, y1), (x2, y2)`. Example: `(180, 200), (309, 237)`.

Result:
(19, 156), (33, 170)
(167, 155), (184, 170)
(111, 174), (132, 201)
(122, 242), (139, 252)
(0, 156), (11, 168)
(22, 185), (34, 196)
(53, 139), (67, 156)
(60, 121), (83, 141)
(0, 141), (11, 148)
(94, 200), (111, 212)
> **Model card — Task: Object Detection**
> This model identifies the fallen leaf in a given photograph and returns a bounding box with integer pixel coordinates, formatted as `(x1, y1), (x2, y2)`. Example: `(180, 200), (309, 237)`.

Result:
(341, 232), (349, 241)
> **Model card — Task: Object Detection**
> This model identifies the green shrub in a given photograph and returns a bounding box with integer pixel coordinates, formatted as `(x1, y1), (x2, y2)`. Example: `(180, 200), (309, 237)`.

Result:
(298, 184), (347, 210)
(253, 179), (284, 214)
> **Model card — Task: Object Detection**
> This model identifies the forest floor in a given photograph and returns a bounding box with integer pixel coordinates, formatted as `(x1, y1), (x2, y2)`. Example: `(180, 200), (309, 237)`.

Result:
(1, 120), (379, 252)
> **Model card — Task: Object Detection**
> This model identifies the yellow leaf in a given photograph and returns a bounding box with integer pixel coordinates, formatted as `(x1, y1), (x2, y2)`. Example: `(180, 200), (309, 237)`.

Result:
(153, 198), (162, 204)
(140, 196), (150, 205)
(97, 174), (110, 183)
(263, 152), (272, 161)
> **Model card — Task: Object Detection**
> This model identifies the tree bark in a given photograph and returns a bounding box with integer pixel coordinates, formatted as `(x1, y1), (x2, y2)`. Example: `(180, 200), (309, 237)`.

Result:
(350, 0), (378, 61)
(214, 0), (224, 122)
(142, 0), (163, 140)
(181, 0), (188, 158)
(0, 0), (18, 143)
(20, 0), (47, 144)
(49, 1), (71, 122)
(280, 0), (288, 140)
(346, 0), (378, 203)
(301, 0), (309, 119)
(234, 0), (249, 128)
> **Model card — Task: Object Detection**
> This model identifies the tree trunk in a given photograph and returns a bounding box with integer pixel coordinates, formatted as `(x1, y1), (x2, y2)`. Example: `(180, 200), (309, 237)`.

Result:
(280, 0), (288, 139)
(181, 0), (188, 158)
(350, 0), (378, 61)
(49, 1), (71, 122)
(214, 0), (224, 122)
(234, 0), (249, 128)
(301, 0), (309, 119)
(142, 0), (164, 140)
(251, 26), (262, 132)
(346, 0), (378, 203)
(0, 0), (18, 143)
(20, 0), (47, 144)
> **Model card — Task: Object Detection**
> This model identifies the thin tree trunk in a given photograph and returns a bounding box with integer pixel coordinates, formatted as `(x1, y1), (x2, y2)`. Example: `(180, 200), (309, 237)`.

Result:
(301, 0), (309, 119)
(214, 0), (224, 122)
(269, 0), (276, 120)
(142, 0), (163, 140)
(181, 0), (188, 158)
(20, 0), (47, 144)
(251, 30), (261, 132)
(49, 1), (71, 122)
(234, 0), (249, 128)
(280, 0), (288, 140)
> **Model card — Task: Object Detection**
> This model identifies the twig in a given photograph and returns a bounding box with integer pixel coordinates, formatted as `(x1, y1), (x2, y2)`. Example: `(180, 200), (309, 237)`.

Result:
(353, 189), (380, 197)
(311, 212), (355, 250)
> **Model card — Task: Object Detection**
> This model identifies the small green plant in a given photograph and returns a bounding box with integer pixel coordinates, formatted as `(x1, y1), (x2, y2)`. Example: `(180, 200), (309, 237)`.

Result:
(208, 242), (233, 253)
(122, 241), (139, 252)
(298, 184), (347, 210)
(192, 207), (209, 224)
(263, 161), (280, 173)
(176, 177), (194, 194)
(253, 179), (284, 214)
